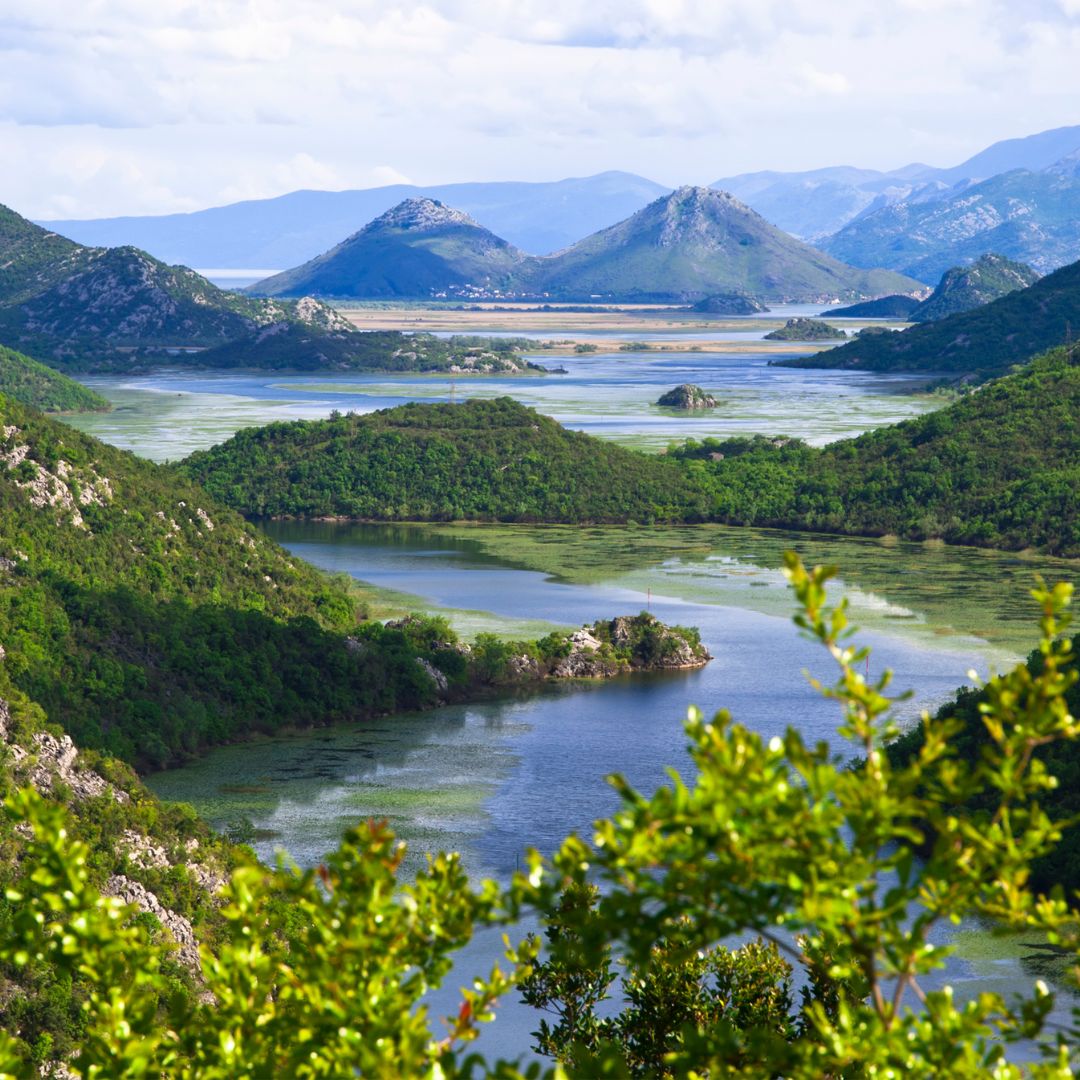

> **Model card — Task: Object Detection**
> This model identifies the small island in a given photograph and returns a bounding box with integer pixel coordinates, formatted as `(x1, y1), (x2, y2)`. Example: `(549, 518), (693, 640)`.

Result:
(656, 383), (718, 409)
(764, 317), (847, 341)
(692, 293), (769, 315)
(822, 295), (920, 319)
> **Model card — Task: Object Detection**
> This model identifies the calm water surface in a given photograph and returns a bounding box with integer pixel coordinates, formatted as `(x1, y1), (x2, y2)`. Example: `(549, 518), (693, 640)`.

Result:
(65, 346), (937, 458)
(148, 523), (1080, 1061)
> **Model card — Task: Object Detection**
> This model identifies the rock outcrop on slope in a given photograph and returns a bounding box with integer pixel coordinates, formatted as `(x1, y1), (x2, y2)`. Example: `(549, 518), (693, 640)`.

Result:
(547, 615), (712, 679)
(907, 253), (1041, 322)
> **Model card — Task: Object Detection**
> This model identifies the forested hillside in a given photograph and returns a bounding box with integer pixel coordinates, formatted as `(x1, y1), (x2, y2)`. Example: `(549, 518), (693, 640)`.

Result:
(180, 397), (710, 522)
(184, 347), (1080, 556)
(782, 257), (1080, 379)
(0, 346), (109, 412)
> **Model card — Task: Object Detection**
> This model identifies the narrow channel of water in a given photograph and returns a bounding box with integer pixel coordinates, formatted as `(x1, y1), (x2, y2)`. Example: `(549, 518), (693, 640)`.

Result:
(147, 522), (1080, 1063)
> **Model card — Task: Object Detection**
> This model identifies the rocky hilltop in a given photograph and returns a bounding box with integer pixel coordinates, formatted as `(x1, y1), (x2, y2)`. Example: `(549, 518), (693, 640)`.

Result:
(908, 253), (1040, 322)
(765, 317), (847, 341)
(546, 615), (711, 677)
(526, 186), (919, 303)
(0, 202), (359, 371)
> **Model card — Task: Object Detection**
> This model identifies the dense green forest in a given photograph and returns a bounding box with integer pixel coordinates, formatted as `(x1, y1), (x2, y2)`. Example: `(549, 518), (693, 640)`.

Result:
(0, 345), (109, 412)
(782, 256), (1080, 379)
(180, 397), (710, 522)
(679, 344), (1080, 553)
(182, 346), (1080, 556)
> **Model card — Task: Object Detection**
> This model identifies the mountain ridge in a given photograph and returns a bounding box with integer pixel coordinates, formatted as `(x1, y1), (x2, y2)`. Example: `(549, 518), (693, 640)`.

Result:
(778, 256), (1080, 379)
(251, 186), (919, 303)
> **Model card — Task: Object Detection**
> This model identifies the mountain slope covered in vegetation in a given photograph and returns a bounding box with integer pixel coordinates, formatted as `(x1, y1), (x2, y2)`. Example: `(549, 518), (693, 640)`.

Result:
(251, 198), (531, 299)
(909, 253), (1040, 322)
(529, 186), (918, 303)
(184, 349), (1080, 557)
(180, 397), (710, 522)
(250, 188), (919, 304)
(779, 258), (1080, 379)
(0, 345), (109, 411)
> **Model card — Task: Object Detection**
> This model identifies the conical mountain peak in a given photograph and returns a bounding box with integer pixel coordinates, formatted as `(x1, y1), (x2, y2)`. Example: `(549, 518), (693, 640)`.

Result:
(370, 197), (479, 232)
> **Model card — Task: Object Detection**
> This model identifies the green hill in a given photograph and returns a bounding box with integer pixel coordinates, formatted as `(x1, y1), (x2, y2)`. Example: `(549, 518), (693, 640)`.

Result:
(678, 344), (1080, 554)
(530, 187), (919, 303)
(178, 397), (709, 523)
(0, 345), (109, 411)
(778, 257), (1080, 379)
(909, 253), (1040, 322)
(0, 397), (515, 768)
(250, 188), (918, 304)
(763, 317), (846, 341)
(823, 295), (920, 318)
(251, 198), (531, 299)
(183, 350), (1080, 557)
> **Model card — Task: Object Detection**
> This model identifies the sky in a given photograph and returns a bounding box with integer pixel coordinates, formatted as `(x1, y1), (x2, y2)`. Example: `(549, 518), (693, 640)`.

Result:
(3, 0), (1080, 220)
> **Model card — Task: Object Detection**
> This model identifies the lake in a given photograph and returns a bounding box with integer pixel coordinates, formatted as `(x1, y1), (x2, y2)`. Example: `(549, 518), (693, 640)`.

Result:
(147, 521), (1080, 1062)
(64, 345), (938, 458)
(57, 323), (1075, 1064)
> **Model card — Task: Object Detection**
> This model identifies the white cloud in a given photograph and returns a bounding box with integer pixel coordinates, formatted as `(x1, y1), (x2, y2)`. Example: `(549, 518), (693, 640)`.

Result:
(0, 1), (1078, 217)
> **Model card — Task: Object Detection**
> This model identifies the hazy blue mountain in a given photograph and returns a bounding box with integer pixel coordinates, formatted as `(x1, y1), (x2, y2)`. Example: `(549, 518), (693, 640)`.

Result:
(713, 124), (1080, 241)
(37, 172), (669, 267)
(711, 167), (949, 240)
(253, 187), (918, 303)
(821, 168), (1080, 282)
(251, 197), (531, 299)
(528, 187), (919, 303)
(909, 254), (1040, 322)
(930, 124), (1080, 184)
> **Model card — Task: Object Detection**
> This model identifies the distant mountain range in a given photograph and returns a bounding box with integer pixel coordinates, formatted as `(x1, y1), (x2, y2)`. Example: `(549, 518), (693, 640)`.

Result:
(36, 126), (1080, 278)
(821, 168), (1080, 283)
(714, 124), (1080, 242)
(781, 255), (1080, 380)
(37, 173), (670, 266)
(251, 187), (918, 304)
